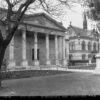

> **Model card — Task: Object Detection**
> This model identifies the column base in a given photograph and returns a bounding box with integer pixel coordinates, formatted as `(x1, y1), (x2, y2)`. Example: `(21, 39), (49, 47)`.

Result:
(63, 59), (67, 66)
(55, 59), (59, 65)
(46, 60), (51, 65)
(7, 60), (16, 70)
(34, 60), (39, 66)
(21, 60), (28, 68)
(89, 59), (92, 65)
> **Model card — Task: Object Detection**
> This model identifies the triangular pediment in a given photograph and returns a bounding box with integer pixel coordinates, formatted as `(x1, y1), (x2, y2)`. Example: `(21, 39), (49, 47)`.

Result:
(23, 13), (65, 31)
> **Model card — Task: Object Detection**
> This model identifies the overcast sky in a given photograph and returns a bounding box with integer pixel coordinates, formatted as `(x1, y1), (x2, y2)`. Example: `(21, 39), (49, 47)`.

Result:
(0, 0), (95, 30)
(62, 3), (97, 30)
(62, 3), (83, 28)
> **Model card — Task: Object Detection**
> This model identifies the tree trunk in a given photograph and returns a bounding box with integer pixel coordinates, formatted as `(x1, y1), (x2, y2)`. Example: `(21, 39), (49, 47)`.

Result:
(0, 45), (6, 88)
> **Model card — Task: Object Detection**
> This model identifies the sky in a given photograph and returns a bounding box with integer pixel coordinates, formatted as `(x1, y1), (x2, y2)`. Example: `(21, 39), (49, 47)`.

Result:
(0, 0), (95, 30)
(61, 3), (96, 30)
(62, 4), (83, 28)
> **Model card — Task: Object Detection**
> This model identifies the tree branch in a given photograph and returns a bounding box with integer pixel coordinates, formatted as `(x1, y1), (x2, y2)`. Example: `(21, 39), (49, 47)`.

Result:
(4, 0), (36, 47)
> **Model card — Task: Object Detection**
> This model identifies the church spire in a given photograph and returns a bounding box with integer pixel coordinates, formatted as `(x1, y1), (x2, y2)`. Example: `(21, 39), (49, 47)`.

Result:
(83, 12), (87, 29)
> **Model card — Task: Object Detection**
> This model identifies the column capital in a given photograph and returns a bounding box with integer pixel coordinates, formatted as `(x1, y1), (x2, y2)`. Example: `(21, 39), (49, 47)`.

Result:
(34, 33), (38, 44)
(55, 35), (58, 37)
(34, 31), (38, 35)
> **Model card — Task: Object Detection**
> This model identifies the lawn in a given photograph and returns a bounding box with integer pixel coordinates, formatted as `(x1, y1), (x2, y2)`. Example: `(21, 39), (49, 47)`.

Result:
(1, 70), (71, 80)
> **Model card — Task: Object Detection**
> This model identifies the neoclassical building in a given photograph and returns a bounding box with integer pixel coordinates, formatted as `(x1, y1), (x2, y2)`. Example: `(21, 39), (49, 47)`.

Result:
(67, 13), (99, 65)
(0, 13), (67, 70)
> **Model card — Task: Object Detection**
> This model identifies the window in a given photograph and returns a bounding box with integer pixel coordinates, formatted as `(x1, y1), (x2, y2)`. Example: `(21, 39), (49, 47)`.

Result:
(82, 54), (86, 60)
(69, 54), (73, 60)
(82, 41), (86, 50)
(72, 42), (74, 50)
(32, 49), (39, 60)
(71, 42), (75, 50)
(88, 42), (91, 51)
(69, 42), (72, 50)
(88, 54), (91, 59)
(93, 42), (96, 51)
(69, 42), (74, 50)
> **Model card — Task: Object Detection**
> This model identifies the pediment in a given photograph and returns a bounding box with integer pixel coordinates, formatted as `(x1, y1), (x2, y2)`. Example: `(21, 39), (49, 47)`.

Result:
(23, 13), (65, 31)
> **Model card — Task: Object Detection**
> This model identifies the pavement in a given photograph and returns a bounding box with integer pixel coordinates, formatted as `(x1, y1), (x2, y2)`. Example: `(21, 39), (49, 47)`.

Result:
(0, 72), (100, 96)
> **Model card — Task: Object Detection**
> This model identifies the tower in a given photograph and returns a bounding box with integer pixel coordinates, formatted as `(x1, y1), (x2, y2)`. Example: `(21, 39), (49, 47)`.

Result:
(83, 12), (87, 29)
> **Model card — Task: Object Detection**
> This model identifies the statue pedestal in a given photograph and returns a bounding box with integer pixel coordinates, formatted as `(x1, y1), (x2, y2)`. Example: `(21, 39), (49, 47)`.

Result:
(7, 60), (15, 70)
(34, 60), (39, 66)
(89, 58), (92, 65)
(94, 54), (100, 74)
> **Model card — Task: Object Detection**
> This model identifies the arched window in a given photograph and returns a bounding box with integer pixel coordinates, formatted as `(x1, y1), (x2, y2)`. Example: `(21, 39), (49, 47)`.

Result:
(70, 42), (75, 50)
(88, 42), (91, 51)
(82, 41), (86, 50)
(93, 42), (96, 51)
(69, 42), (71, 50)
(72, 42), (75, 50)
(88, 54), (91, 59)
(82, 54), (86, 60)
(69, 42), (72, 50)
(69, 54), (73, 60)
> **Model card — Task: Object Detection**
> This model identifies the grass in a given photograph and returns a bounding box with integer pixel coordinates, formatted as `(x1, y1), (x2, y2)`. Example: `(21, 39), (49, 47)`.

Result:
(1, 70), (71, 80)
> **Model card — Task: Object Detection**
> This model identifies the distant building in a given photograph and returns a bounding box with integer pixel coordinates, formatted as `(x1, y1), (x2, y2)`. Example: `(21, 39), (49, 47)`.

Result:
(67, 12), (99, 65)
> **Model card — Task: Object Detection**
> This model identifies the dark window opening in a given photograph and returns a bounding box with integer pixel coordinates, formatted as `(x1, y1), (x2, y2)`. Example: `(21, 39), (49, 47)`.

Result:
(32, 49), (39, 60)
(82, 54), (86, 60)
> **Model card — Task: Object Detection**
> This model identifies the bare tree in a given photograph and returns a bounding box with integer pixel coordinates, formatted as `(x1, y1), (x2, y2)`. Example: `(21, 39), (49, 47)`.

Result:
(0, 0), (77, 88)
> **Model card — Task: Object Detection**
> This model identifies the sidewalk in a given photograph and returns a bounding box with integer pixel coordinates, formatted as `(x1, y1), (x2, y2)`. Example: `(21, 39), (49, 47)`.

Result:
(67, 68), (94, 73)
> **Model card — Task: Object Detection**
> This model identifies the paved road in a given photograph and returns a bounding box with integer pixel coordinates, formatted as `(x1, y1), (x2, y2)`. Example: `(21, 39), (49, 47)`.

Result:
(0, 72), (100, 96)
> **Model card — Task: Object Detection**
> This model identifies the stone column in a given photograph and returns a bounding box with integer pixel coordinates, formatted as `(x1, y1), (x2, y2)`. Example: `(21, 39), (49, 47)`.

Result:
(8, 37), (15, 69)
(21, 30), (28, 68)
(62, 36), (67, 66)
(46, 34), (51, 65)
(66, 39), (69, 65)
(34, 32), (39, 66)
(55, 35), (59, 65)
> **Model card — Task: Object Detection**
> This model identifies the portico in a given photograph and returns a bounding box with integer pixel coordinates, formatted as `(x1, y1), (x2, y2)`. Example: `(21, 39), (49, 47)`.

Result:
(6, 13), (67, 70)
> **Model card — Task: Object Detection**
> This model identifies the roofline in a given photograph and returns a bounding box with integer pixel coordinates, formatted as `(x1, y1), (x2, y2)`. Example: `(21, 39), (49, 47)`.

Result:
(0, 8), (66, 31)
(11, 20), (65, 32)
(23, 13), (66, 31)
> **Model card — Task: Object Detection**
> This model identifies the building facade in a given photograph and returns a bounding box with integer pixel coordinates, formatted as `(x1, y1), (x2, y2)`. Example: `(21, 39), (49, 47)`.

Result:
(0, 13), (67, 71)
(66, 13), (99, 65)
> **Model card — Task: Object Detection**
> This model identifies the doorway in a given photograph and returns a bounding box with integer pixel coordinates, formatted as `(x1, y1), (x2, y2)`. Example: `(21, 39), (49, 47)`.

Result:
(32, 49), (39, 60)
